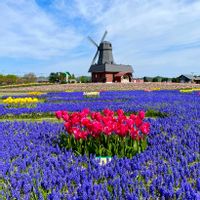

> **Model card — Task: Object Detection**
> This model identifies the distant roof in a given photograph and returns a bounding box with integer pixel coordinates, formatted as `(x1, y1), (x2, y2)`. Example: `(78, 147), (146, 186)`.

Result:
(178, 74), (195, 80)
(88, 63), (133, 73)
(194, 77), (200, 81)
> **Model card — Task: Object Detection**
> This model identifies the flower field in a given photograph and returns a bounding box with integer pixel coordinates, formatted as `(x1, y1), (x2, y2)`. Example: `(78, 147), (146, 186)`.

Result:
(1, 82), (200, 93)
(0, 90), (200, 199)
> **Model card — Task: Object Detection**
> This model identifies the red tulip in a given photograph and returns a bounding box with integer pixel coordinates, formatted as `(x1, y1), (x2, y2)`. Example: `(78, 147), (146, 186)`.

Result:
(138, 111), (145, 120)
(103, 126), (112, 136)
(91, 121), (102, 137)
(126, 118), (134, 129)
(135, 116), (142, 127)
(72, 127), (81, 140)
(117, 109), (124, 116)
(103, 108), (114, 117)
(55, 111), (62, 119)
(130, 128), (139, 140)
(62, 114), (69, 121)
(117, 115), (127, 124)
(90, 112), (96, 120)
(71, 115), (80, 125)
(62, 111), (68, 116)
(82, 108), (90, 114)
(140, 122), (150, 135)
(81, 117), (91, 127)
(80, 108), (90, 118)
(64, 122), (72, 133)
(95, 112), (103, 121)
(130, 114), (137, 121)
(116, 124), (128, 137)
(79, 130), (88, 140)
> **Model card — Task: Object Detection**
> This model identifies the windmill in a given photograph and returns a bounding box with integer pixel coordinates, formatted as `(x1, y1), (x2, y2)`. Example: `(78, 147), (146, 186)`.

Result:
(88, 31), (133, 83)
(88, 30), (114, 65)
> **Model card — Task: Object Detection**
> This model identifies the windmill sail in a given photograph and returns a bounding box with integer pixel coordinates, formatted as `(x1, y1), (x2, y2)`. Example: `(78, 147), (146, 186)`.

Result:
(100, 30), (107, 43)
(91, 50), (99, 65)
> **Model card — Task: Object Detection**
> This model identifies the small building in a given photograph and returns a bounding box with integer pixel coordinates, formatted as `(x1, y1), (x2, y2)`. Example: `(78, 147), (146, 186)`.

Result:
(194, 77), (200, 84)
(177, 75), (195, 83)
(89, 64), (133, 83)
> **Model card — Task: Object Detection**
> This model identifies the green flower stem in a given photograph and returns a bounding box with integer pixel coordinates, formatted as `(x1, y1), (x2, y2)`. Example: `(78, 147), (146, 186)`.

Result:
(60, 132), (148, 158)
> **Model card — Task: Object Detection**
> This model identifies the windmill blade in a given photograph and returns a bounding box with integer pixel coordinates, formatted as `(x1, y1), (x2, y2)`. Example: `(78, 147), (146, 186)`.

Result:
(88, 36), (98, 48)
(91, 50), (99, 65)
(100, 30), (108, 42)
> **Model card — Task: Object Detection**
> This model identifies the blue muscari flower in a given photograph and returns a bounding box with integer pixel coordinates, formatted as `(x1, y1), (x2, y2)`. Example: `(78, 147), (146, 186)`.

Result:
(196, 178), (200, 191)
(1, 91), (200, 198)
(47, 190), (61, 200)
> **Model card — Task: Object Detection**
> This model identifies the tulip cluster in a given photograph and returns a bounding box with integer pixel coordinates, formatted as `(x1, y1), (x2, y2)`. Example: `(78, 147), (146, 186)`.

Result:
(3, 97), (39, 108)
(83, 91), (100, 98)
(55, 109), (150, 157)
(28, 91), (43, 96)
(180, 88), (200, 93)
(152, 87), (161, 91)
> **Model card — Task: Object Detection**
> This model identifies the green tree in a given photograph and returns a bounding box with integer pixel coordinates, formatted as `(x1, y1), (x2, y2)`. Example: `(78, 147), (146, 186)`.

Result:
(161, 78), (168, 82)
(172, 78), (178, 83)
(23, 73), (37, 83)
(152, 77), (159, 82)
(0, 74), (5, 85)
(49, 72), (59, 83)
(143, 77), (149, 82)
(5, 74), (18, 84)
(79, 76), (91, 83)
(69, 74), (75, 79)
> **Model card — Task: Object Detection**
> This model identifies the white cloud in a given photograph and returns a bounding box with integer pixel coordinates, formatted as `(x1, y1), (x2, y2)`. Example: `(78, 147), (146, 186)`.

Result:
(0, 0), (200, 76)
(70, 0), (200, 76)
(0, 0), (83, 59)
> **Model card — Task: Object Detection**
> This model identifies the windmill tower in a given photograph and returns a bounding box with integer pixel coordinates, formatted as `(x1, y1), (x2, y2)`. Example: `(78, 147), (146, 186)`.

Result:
(88, 31), (133, 83)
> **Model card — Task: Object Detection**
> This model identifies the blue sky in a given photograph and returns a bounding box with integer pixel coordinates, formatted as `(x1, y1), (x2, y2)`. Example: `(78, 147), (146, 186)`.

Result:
(0, 0), (200, 77)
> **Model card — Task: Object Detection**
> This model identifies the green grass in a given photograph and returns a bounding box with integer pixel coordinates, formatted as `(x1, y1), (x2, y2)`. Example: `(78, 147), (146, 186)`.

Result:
(0, 109), (167, 122)
(0, 92), (28, 97)
(0, 117), (60, 123)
